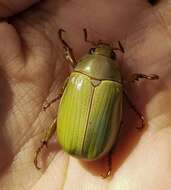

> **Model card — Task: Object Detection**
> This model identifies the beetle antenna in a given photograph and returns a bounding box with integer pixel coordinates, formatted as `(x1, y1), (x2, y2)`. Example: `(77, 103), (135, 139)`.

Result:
(118, 41), (125, 53)
(83, 28), (97, 46)
(58, 29), (72, 50)
(112, 41), (125, 53)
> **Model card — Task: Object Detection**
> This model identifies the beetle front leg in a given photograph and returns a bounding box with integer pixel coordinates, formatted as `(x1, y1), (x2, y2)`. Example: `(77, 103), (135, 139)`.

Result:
(58, 29), (77, 68)
(34, 118), (57, 169)
(124, 90), (144, 129)
(125, 73), (159, 83)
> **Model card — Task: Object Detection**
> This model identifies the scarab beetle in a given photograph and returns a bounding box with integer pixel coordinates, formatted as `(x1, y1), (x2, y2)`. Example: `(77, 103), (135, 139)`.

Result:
(34, 29), (159, 177)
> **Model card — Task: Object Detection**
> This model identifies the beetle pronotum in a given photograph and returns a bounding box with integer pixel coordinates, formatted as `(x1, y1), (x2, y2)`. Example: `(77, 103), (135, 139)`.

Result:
(34, 29), (159, 178)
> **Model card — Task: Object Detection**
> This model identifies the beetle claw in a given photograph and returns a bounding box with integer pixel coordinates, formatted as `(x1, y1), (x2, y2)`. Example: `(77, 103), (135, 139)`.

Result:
(34, 148), (41, 170)
(101, 170), (111, 179)
(148, 74), (159, 80)
(136, 115), (145, 129)
(42, 140), (48, 148)
(34, 141), (48, 169)
(43, 103), (49, 111)
(34, 156), (41, 170)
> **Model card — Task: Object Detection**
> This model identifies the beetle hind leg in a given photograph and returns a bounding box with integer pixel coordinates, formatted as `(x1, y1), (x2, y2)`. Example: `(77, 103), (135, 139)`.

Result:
(34, 140), (48, 169)
(34, 118), (57, 169)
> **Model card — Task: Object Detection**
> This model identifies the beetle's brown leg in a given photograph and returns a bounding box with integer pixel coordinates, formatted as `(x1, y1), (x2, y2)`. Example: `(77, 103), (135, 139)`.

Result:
(43, 77), (69, 111)
(34, 118), (57, 169)
(124, 90), (144, 129)
(83, 28), (97, 46)
(43, 93), (62, 111)
(58, 29), (77, 68)
(125, 73), (159, 83)
(102, 149), (113, 178)
(101, 121), (124, 178)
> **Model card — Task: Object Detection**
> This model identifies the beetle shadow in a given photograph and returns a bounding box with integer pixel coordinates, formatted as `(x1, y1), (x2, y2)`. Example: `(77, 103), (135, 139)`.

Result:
(0, 67), (14, 176)
(79, 61), (167, 178)
(79, 102), (146, 178)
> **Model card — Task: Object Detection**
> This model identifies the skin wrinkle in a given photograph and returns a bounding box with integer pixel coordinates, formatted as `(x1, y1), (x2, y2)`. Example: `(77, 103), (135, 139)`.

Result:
(156, 10), (171, 40)
(7, 103), (41, 157)
(9, 24), (59, 102)
(13, 16), (59, 68)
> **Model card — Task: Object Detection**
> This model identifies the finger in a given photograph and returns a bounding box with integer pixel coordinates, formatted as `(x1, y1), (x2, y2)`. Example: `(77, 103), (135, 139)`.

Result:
(10, 0), (151, 52)
(1, 0), (148, 94)
(53, 0), (150, 39)
(0, 0), (40, 18)
(124, 0), (171, 72)
(7, 0), (151, 78)
(0, 22), (24, 69)
(123, 0), (171, 128)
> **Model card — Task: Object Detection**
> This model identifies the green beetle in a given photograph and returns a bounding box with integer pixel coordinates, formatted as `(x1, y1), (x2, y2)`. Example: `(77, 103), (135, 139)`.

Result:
(34, 29), (158, 177)
(57, 44), (122, 160)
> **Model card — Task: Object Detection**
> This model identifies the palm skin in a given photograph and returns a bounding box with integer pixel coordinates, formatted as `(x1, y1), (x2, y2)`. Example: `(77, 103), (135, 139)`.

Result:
(0, 0), (170, 189)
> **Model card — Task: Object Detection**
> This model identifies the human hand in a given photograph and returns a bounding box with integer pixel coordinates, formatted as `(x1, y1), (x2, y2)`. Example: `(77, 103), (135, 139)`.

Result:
(0, 0), (170, 189)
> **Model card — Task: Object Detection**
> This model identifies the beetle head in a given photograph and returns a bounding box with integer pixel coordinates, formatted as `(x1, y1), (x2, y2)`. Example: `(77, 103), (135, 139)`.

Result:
(88, 44), (116, 60)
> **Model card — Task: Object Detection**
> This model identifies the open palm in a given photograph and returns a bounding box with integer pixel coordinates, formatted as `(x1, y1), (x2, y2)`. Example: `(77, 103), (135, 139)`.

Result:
(0, 0), (170, 189)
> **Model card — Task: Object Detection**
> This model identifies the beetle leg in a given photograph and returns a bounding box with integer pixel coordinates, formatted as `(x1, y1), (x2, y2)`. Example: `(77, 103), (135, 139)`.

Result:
(124, 90), (144, 129)
(118, 41), (125, 53)
(43, 77), (69, 111)
(63, 45), (77, 68)
(101, 121), (124, 178)
(112, 41), (125, 53)
(125, 73), (159, 83)
(102, 149), (113, 178)
(58, 29), (77, 68)
(43, 93), (62, 111)
(34, 118), (57, 169)
(83, 28), (97, 46)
